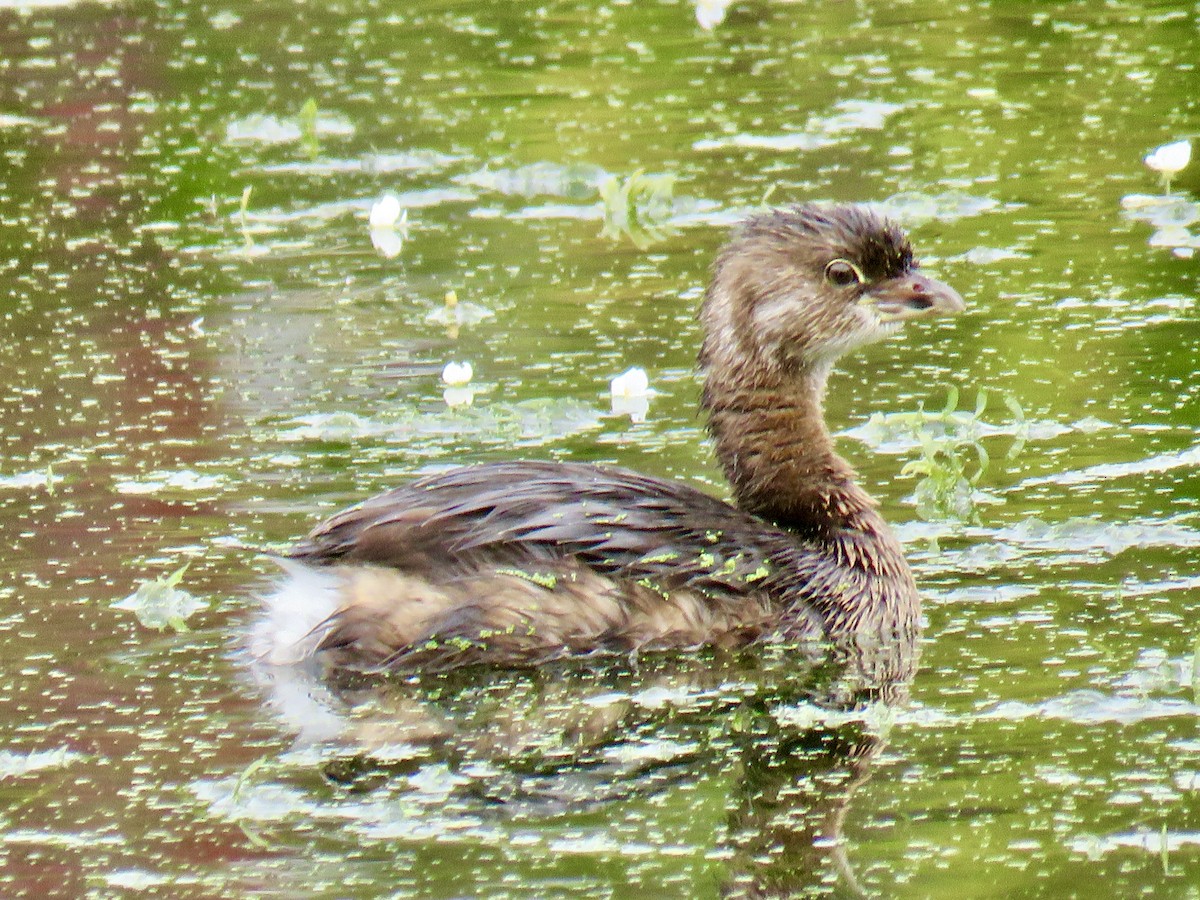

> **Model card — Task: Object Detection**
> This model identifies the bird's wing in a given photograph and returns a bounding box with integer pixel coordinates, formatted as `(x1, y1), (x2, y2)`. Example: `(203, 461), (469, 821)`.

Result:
(285, 460), (814, 603)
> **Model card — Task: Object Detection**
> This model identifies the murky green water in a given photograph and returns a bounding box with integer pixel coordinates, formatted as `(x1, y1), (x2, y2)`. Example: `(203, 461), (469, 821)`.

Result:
(2, 0), (1200, 895)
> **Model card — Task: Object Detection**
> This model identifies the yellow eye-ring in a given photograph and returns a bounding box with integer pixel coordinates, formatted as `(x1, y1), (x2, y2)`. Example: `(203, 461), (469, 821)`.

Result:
(824, 258), (865, 287)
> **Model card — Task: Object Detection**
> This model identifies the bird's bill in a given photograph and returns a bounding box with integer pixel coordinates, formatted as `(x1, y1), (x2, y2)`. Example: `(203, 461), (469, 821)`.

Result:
(866, 272), (966, 323)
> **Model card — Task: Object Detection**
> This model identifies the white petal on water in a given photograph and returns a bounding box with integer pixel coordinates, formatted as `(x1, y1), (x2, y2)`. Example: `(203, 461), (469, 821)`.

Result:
(1144, 139), (1192, 175)
(368, 193), (403, 228)
(441, 361), (473, 386)
(694, 0), (734, 30)
(610, 366), (650, 398)
(611, 394), (650, 423)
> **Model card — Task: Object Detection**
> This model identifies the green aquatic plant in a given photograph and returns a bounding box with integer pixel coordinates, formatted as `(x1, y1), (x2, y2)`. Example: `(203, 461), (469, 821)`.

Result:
(902, 432), (991, 524)
(892, 387), (1023, 525)
(238, 185), (254, 251)
(298, 98), (320, 159)
(598, 170), (677, 248)
(1192, 633), (1200, 704)
(112, 563), (207, 632)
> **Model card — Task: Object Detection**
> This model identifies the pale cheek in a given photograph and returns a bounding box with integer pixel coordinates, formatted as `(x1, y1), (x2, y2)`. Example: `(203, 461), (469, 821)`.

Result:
(752, 295), (817, 345)
(750, 295), (793, 333)
(816, 306), (898, 359)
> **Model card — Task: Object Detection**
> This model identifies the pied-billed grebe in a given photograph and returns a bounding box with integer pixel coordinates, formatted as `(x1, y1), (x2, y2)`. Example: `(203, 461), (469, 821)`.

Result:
(253, 204), (964, 672)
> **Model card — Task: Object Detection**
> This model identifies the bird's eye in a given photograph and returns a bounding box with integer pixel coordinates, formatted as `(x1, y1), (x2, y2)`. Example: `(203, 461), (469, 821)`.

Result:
(824, 259), (864, 287)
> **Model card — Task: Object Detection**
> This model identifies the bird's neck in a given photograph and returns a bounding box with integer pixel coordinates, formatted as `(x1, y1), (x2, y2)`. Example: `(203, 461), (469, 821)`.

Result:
(701, 364), (881, 537)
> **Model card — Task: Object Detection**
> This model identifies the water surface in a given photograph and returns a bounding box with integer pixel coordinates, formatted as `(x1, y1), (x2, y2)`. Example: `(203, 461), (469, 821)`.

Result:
(2, 0), (1200, 896)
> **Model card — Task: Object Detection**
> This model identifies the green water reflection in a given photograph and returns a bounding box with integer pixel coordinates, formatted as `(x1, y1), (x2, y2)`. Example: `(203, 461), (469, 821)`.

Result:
(1, 0), (1199, 896)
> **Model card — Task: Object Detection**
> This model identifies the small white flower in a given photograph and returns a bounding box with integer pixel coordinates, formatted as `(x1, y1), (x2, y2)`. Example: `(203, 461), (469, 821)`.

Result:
(610, 366), (650, 399)
(368, 193), (405, 229)
(1144, 140), (1191, 176)
(441, 361), (473, 386)
(610, 367), (653, 423)
(694, 0), (734, 30)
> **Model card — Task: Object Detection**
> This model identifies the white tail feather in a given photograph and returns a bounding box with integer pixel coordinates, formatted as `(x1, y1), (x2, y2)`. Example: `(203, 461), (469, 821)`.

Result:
(249, 559), (342, 665)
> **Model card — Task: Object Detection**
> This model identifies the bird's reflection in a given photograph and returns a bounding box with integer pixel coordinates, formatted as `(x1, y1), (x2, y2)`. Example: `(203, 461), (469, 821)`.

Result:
(248, 633), (916, 897)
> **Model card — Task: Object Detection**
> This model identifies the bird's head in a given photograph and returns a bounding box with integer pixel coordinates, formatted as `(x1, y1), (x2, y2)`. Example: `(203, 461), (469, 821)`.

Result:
(700, 204), (964, 380)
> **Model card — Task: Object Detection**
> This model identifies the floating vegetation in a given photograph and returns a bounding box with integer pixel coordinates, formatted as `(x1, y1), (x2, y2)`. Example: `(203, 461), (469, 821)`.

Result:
(599, 170), (678, 247)
(950, 246), (1029, 265)
(911, 516), (1200, 574)
(275, 398), (604, 448)
(298, 98), (320, 159)
(866, 388), (1020, 524)
(694, 100), (905, 153)
(112, 565), (207, 633)
(255, 149), (459, 176)
(868, 191), (1002, 225)
(424, 290), (495, 328)
(234, 185), (269, 257)
(1193, 634), (1200, 704)
(1115, 647), (1198, 699)
(191, 772), (318, 824)
(902, 438), (997, 524)
(845, 386), (1067, 455)
(0, 747), (85, 780)
(462, 161), (720, 234)
(235, 189), (475, 227)
(225, 109), (354, 145)
(982, 689), (1200, 726)
(1120, 192), (1200, 258)
(455, 161), (607, 199)
(773, 699), (897, 734)
(1021, 442), (1200, 488)
(113, 470), (225, 496)
(0, 467), (54, 491)
(1070, 829), (1200, 862)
